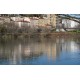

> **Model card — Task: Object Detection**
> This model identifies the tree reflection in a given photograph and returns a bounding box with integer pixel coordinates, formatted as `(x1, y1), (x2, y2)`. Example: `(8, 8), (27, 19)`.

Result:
(0, 37), (80, 64)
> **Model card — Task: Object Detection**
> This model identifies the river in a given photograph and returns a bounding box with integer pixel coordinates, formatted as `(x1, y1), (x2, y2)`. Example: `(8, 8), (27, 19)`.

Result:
(0, 37), (80, 65)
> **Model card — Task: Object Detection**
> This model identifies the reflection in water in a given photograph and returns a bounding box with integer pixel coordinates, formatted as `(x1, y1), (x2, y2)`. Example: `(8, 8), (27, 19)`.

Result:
(0, 37), (80, 65)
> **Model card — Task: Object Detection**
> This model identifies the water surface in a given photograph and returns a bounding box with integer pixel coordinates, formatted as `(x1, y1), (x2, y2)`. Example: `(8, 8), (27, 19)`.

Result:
(0, 37), (80, 65)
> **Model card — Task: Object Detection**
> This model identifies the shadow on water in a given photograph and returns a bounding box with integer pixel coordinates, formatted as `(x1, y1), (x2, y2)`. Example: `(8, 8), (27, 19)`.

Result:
(0, 37), (80, 65)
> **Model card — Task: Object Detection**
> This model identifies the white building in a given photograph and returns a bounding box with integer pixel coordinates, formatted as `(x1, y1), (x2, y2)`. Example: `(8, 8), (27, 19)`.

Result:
(62, 19), (79, 28)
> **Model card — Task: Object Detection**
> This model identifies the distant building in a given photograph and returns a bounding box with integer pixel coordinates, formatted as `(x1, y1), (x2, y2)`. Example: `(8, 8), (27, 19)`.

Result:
(56, 17), (80, 31)
(62, 19), (79, 28)
(37, 14), (57, 31)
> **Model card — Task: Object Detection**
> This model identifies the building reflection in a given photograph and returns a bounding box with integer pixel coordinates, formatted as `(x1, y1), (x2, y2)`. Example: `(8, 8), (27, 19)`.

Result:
(56, 37), (80, 55)
(0, 37), (80, 64)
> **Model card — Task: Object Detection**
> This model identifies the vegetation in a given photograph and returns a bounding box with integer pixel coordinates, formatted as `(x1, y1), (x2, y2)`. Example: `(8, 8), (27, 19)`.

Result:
(0, 14), (80, 38)
(68, 30), (80, 33)
(0, 24), (7, 34)
(0, 14), (44, 18)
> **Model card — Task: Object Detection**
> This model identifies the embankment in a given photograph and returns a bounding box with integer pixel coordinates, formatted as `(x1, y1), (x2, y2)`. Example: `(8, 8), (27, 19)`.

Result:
(0, 32), (80, 39)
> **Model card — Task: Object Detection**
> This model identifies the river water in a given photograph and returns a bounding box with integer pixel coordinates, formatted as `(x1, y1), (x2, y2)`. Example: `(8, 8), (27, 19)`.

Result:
(0, 37), (80, 65)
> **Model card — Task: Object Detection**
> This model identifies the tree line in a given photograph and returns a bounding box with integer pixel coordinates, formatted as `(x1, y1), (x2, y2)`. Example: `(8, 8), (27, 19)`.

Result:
(0, 14), (44, 17)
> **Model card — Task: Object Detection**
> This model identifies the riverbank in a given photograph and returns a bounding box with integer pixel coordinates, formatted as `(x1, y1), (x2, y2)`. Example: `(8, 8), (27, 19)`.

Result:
(0, 32), (80, 39)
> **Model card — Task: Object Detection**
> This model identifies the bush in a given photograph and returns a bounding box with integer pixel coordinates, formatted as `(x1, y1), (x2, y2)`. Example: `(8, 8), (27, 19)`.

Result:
(0, 24), (7, 34)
